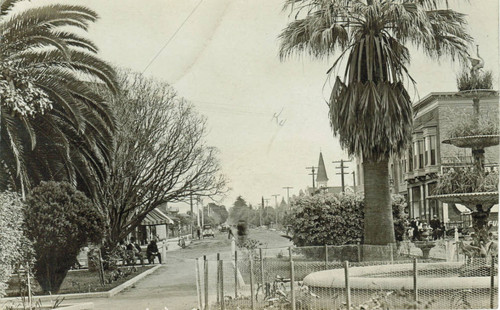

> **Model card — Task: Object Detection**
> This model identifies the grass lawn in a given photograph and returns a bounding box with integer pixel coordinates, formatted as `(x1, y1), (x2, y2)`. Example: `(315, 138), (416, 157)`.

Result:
(5, 265), (155, 297)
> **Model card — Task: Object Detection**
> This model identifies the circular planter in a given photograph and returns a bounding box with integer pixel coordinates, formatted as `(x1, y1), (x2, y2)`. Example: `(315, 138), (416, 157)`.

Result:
(442, 135), (499, 149)
(427, 192), (498, 210)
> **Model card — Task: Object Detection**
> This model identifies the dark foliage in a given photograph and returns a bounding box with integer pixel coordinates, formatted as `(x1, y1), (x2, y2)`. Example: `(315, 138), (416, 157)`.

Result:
(24, 181), (104, 293)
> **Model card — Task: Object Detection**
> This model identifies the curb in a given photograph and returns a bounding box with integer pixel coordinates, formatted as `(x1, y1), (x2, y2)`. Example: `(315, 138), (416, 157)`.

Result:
(61, 302), (95, 309)
(1, 265), (162, 303)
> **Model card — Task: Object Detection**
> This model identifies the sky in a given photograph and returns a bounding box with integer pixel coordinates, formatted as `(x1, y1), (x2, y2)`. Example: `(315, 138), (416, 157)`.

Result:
(19, 0), (499, 211)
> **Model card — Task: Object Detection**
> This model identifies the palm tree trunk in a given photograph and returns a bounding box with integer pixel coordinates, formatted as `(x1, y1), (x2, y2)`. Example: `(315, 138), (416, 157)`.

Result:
(362, 156), (395, 245)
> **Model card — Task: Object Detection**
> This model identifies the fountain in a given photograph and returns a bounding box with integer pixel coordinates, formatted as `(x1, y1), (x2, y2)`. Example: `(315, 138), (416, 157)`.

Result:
(429, 46), (499, 245)
(414, 223), (436, 259)
(302, 47), (498, 309)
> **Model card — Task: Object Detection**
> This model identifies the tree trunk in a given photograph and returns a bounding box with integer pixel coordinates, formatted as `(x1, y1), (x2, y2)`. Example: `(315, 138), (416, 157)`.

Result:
(362, 157), (395, 245)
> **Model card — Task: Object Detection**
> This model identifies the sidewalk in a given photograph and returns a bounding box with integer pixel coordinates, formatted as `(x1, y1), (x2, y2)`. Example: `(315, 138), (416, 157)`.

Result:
(68, 235), (232, 310)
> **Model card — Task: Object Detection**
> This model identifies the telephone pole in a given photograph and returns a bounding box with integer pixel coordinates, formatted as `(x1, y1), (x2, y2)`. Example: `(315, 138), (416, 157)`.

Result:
(283, 186), (293, 209)
(260, 196), (264, 227)
(333, 159), (351, 193)
(190, 193), (194, 237)
(306, 166), (317, 192)
(272, 194), (280, 226)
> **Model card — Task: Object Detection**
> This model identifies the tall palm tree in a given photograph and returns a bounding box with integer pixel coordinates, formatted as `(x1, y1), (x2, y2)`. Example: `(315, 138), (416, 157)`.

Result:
(279, 0), (471, 245)
(0, 1), (116, 198)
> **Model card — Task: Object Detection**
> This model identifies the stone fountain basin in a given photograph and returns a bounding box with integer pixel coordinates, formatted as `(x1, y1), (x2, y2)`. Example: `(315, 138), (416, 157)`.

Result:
(303, 262), (494, 290)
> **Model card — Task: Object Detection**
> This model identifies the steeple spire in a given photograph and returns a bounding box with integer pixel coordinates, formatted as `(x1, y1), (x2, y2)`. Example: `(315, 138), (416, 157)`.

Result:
(316, 152), (328, 188)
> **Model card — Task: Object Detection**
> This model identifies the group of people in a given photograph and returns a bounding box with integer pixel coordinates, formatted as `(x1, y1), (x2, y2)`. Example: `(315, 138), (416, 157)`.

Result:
(118, 237), (162, 265)
(408, 215), (445, 241)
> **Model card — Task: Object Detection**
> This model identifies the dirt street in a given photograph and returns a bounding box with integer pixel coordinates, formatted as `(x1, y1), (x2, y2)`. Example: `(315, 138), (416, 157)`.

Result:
(82, 228), (292, 310)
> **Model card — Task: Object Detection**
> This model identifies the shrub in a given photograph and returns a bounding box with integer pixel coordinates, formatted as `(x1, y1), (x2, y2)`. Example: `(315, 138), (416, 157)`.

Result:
(446, 112), (499, 139)
(0, 192), (33, 297)
(433, 167), (499, 195)
(288, 192), (365, 247)
(457, 69), (493, 91)
(392, 194), (408, 242)
(288, 193), (408, 247)
(24, 182), (104, 293)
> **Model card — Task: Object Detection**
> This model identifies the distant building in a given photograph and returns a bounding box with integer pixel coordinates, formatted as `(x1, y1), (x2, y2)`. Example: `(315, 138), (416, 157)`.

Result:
(357, 91), (499, 224)
(316, 152), (329, 189)
(307, 152), (357, 195)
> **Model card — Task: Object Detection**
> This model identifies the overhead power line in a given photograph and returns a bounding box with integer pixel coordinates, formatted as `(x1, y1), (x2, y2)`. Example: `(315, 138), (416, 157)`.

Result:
(142, 0), (204, 73)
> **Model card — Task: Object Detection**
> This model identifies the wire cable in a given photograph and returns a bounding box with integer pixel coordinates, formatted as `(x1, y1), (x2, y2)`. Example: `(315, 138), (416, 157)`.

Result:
(142, 0), (204, 73)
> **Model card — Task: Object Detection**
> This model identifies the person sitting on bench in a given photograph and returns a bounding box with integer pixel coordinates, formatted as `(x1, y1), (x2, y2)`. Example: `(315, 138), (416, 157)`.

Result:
(146, 240), (162, 264)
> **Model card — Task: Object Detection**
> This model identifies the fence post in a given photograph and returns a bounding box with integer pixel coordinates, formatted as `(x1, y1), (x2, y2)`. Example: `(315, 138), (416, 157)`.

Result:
(195, 258), (202, 310)
(389, 243), (394, 262)
(491, 255), (495, 309)
(217, 253), (220, 305)
(324, 244), (328, 270)
(249, 253), (255, 310)
(234, 251), (238, 298)
(413, 258), (418, 303)
(260, 248), (265, 290)
(204, 255), (209, 310)
(220, 260), (225, 310)
(289, 247), (296, 310)
(344, 261), (351, 309)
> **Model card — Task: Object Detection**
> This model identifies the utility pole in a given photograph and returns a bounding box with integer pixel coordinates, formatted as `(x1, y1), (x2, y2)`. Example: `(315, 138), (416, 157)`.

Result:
(190, 193), (194, 238)
(352, 171), (356, 193)
(272, 194), (280, 226)
(306, 166), (317, 192)
(199, 198), (204, 227)
(333, 159), (351, 193)
(283, 186), (293, 207)
(260, 196), (264, 227)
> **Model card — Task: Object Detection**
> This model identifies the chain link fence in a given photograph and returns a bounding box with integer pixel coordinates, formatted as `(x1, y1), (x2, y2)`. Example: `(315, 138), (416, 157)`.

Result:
(194, 243), (497, 309)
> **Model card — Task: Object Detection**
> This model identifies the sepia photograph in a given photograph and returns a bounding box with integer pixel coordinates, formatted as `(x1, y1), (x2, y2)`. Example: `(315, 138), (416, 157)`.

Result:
(0, 0), (498, 309)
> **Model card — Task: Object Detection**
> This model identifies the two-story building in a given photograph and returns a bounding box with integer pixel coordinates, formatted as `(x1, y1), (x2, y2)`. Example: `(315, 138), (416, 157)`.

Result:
(357, 91), (499, 224)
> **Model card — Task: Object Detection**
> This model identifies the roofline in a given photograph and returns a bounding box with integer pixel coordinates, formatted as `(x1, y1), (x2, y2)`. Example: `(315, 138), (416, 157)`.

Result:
(413, 90), (499, 111)
(412, 92), (458, 110)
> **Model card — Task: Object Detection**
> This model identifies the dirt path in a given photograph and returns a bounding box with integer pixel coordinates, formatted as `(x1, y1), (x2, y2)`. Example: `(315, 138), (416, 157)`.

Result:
(78, 229), (292, 310)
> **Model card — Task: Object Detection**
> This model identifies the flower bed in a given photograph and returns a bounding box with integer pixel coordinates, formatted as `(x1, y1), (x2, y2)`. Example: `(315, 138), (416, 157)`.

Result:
(5, 265), (154, 297)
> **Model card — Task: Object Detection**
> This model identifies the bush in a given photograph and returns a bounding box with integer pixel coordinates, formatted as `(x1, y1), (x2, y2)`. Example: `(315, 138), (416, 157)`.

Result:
(288, 192), (365, 247)
(288, 193), (408, 247)
(392, 194), (408, 242)
(0, 192), (33, 298)
(433, 167), (499, 195)
(457, 69), (493, 91)
(24, 181), (104, 293)
(446, 112), (499, 139)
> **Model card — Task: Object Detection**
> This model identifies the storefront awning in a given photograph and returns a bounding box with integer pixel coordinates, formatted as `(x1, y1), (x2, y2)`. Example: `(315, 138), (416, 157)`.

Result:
(455, 204), (499, 213)
(142, 208), (175, 226)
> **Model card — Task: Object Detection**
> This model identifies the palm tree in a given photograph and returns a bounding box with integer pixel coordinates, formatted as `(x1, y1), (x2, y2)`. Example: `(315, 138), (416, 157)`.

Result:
(279, 0), (471, 245)
(0, 1), (116, 198)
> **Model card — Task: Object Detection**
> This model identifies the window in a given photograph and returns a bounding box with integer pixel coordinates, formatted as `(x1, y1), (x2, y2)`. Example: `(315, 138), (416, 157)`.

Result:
(424, 137), (429, 166)
(430, 136), (437, 165)
(418, 140), (424, 169)
(408, 147), (413, 171)
(413, 142), (418, 170)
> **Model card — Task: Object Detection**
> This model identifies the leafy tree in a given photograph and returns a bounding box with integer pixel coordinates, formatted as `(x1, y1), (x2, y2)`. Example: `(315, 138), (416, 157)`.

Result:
(204, 203), (229, 225)
(0, 1), (117, 199)
(97, 70), (226, 246)
(0, 191), (33, 297)
(24, 181), (104, 293)
(228, 196), (250, 224)
(279, 0), (470, 245)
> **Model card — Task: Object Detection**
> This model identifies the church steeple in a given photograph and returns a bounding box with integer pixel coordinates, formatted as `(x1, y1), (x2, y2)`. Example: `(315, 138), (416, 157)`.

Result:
(316, 152), (328, 188)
